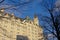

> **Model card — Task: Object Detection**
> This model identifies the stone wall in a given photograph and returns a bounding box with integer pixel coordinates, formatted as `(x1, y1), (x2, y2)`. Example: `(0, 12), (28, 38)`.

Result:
(0, 9), (44, 40)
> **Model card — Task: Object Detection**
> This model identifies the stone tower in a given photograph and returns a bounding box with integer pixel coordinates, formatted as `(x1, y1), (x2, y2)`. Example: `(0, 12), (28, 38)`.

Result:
(33, 14), (39, 25)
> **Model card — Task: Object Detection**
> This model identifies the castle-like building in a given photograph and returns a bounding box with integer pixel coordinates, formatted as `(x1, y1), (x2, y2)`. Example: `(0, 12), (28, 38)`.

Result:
(0, 9), (44, 40)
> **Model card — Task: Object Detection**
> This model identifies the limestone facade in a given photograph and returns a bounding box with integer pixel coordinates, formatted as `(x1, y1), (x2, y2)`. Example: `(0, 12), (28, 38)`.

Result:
(0, 9), (44, 40)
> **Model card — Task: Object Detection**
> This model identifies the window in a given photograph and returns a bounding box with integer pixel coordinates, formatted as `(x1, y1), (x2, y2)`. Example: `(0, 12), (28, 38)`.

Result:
(16, 35), (29, 40)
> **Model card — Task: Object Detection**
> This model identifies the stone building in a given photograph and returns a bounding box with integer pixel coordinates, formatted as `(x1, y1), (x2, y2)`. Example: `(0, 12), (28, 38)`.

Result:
(0, 9), (44, 40)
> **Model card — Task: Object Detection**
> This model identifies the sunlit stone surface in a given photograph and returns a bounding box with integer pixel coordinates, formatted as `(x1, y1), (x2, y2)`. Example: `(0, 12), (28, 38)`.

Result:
(0, 11), (44, 40)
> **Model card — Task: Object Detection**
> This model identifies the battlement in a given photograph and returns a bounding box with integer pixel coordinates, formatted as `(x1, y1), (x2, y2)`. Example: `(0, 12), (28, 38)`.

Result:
(0, 9), (44, 40)
(0, 9), (39, 26)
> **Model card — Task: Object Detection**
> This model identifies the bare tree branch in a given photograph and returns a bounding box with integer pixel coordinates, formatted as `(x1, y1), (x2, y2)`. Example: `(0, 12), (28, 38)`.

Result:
(0, 0), (4, 4)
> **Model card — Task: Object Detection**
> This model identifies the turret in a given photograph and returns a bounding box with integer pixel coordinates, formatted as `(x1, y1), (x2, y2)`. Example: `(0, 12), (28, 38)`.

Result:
(0, 8), (4, 12)
(22, 16), (30, 23)
(10, 13), (15, 21)
(25, 16), (30, 21)
(0, 8), (4, 16)
(33, 14), (39, 25)
(11, 13), (15, 18)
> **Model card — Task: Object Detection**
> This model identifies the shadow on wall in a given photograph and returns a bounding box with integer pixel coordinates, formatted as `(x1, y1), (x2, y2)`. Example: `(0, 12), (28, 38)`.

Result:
(16, 35), (29, 40)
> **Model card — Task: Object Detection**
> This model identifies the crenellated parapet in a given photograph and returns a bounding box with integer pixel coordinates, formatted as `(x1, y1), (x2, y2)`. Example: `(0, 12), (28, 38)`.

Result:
(0, 8), (44, 40)
(0, 9), (39, 26)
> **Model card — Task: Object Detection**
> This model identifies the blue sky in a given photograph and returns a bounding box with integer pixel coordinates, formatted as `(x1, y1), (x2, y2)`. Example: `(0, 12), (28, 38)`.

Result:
(0, 0), (53, 33)
(0, 0), (58, 40)
(0, 0), (50, 18)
